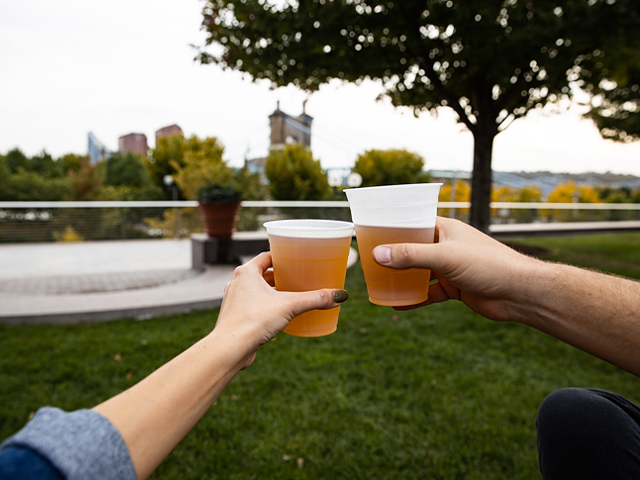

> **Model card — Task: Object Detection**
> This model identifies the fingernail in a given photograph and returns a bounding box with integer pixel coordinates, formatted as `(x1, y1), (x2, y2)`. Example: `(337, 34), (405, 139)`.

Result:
(373, 246), (391, 264)
(333, 289), (349, 303)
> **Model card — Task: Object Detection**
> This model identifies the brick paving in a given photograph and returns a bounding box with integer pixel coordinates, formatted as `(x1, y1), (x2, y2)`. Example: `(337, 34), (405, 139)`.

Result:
(0, 239), (233, 325)
(0, 269), (201, 295)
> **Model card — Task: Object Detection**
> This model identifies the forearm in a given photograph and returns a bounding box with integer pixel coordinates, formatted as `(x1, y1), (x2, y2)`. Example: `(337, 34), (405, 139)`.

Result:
(93, 330), (251, 480)
(508, 261), (640, 376)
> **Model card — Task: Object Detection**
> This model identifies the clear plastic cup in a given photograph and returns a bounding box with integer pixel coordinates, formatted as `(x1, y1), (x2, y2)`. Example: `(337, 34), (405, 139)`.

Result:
(344, 183), (442, 307)
(264, 219), (355, 337)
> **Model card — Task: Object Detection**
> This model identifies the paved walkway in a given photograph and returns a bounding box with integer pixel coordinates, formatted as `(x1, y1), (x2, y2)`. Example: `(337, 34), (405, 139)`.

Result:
(0, 239), (359, 325)
(0, 239), (234, 325)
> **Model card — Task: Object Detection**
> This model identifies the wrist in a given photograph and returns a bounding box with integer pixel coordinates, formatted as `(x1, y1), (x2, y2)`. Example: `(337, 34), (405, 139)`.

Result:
(204, 327), (258, 373)
(502, 255), (552, 325)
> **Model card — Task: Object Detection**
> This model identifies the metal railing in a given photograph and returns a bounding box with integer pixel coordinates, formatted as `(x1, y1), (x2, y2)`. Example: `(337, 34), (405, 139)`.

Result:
(2, 201), (640, 243)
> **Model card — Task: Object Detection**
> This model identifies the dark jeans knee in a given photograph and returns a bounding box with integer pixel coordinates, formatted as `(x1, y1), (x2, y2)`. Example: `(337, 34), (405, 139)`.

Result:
(536, 388), (640, 480)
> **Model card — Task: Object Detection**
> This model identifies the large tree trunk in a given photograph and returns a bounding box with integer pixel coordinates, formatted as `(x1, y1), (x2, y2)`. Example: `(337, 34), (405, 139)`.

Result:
(469, 126), (496, 234)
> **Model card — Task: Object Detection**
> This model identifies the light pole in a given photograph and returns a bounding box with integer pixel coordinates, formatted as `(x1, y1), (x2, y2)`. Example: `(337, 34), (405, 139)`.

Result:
(346, 173), (363, 222)
(163, 175), (177, 202)
(163, 175), (181, 238)
(347, 172), (362, 188)
(327, 171), (343, 197)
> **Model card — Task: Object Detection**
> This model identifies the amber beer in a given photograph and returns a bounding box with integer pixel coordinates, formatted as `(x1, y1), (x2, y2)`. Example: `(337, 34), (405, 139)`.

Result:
(345, 183), (442, 307)
(265, 220), (354, 337)
(356, 225), (435, 306)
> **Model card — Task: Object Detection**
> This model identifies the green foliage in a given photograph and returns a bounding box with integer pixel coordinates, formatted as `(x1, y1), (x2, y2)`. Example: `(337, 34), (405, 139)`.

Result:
(0, 156), (10, 201)
(597, 185), (640, 203)
(198, 0), (637, 135)
(30, 151), (64, 179)
(148, 134), (190, 199)
(0, 170), (68, 201)
(5, 148), (29, 173)
(2, 234), (640, 478)
(104, 152), (148, 188)
(103, 152), (162, 200)
(58, 154), (89, 175)
(198, 0), (640, 231)
(196, 184), (242, 203)
(353, 149), (430, 187)
(170, 135), (233, 200)
(168, 135), (266, 202)
(580, 5), (640, 142)
(65, 161), (104, 201)
(5, 148), (64, 179)
(233, 165), (269, 201)
(265, 144), (329, 200)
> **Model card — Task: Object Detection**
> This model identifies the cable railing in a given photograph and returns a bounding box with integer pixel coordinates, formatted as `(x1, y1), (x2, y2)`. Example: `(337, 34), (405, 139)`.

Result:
(1, 201), (640, 243)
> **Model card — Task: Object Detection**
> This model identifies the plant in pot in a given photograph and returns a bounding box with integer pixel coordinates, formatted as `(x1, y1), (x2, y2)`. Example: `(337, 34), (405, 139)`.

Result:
(196, 182), (242, 239)
(171, 136), (244, 239)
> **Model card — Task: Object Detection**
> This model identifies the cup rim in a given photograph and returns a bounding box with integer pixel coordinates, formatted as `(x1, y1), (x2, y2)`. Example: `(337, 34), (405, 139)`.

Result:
(344, 182), (443, 194)
(264, 219), (355, 238)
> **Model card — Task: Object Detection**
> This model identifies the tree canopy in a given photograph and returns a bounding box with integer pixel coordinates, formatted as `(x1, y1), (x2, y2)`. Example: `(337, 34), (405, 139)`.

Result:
(105, 152), (152, 189)
(198, 0), (639, 232)
(353, 149), (430, 187)
(265, 144), (329, 200)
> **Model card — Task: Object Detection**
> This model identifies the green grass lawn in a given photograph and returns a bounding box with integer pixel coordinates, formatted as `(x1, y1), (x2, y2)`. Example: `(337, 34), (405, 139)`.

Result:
(2, 233), (640, 479)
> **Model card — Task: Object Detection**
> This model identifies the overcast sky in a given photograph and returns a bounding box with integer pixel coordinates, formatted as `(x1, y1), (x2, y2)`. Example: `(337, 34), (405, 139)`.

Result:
(2, 0), (640, 176)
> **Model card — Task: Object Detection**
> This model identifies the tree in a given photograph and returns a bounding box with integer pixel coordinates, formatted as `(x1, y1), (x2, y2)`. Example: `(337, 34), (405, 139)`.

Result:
(265, 144), (329, 200)
(580, 4), (640, 142)
(352, 149), (429, 187)
(65, 161), (104, 201)
(58, 153), (90, 175)
(105, 152), (152, 188)
(0, 155), (13, 201)
(148, 134), (232, 200)
(148, 134), (187, 199)
(491, 184), (542, 223)
(30, 150), (64, 179)
(543, 181), (600, 222)
(5, 148), (29, 173)
(171, 136), (229, 200)
(0, 171), (68, 201)
(491, 185), (542, 203)
(198, 0), (638, 233)
(438, 179), (470, 219)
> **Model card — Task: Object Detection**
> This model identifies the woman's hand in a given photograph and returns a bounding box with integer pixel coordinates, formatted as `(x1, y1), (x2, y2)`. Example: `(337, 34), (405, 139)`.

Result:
(212, 251), (348, 368)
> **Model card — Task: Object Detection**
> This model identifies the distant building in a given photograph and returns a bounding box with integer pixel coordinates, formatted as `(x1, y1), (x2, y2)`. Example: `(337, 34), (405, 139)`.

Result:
(87, 132), (112, 164)
(244, 102), (313, 176)
(118, 133), (148, 157)
(269, 100), (313, 150)
(429, 169), (558, 200)
(245, 156), (268, 175)
(155, 124), (183, 143)
(325, 167), (352, 188)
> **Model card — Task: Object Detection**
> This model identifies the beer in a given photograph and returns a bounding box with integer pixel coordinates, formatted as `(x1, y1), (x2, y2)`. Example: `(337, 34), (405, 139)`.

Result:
(266, 220), (354, 337)
(355, 225), (435, 306)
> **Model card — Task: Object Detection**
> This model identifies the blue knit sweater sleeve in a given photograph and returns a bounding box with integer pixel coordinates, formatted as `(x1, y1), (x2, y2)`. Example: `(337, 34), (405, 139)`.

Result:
(0, 407), (136, 480)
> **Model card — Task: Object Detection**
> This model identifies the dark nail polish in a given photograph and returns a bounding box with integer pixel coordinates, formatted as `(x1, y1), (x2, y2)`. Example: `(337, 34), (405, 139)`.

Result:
(333, 290), (349, 303)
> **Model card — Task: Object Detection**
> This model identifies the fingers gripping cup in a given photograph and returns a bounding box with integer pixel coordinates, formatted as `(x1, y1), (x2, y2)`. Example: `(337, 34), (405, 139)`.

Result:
(264, 219), (355, 337)
(345, 183), (442, 307)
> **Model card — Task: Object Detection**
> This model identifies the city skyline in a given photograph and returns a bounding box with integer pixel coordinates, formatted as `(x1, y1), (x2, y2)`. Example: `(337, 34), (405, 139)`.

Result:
(2, 0), (640, 176)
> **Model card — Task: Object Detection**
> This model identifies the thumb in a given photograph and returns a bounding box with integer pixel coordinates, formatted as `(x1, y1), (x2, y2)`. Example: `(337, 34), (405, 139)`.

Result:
(373, 243), (443, 271)
(283, 288), (349, 318)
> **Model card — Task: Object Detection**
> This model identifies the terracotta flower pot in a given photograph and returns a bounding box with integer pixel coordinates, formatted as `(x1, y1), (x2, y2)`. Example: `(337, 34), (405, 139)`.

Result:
(198, 200), (242, 239)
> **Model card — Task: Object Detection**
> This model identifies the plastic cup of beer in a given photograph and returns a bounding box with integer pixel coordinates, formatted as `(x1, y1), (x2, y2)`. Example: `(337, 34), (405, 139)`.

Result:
(344, 183), (442, 307)
(264, 219), (355, 337)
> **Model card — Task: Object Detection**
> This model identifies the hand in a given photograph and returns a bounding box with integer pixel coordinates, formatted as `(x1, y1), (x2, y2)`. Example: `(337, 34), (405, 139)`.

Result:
(372, 217), (538, 322)
(212, 252), (349, 368)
